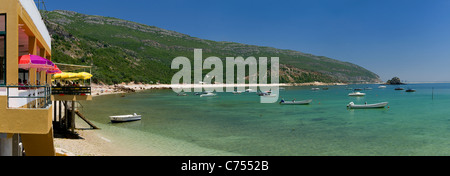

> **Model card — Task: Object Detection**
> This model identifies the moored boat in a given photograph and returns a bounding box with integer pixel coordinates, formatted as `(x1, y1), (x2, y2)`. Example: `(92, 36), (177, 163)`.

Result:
(395, 87), (404, 90)
(405, 89), (416, 92)
(200, 92), (216, 97)
(280, 99), (312, 105)
(348, 92), (366, 96)
(347, 102), (388, 109)
(378, 85), (387, 89)
(110, 113), (141, 123)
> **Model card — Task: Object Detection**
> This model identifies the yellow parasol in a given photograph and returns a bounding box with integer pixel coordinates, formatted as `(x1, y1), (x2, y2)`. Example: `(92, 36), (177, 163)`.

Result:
(77, 72), (93, 80)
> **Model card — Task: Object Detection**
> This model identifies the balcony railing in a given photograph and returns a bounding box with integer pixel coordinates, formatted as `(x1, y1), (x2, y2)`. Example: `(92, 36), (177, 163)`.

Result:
(51, 86), (91, 95)
(0, 85), (52, 109)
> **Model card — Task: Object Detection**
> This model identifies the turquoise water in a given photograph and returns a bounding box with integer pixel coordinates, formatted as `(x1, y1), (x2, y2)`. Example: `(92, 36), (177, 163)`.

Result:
(80, 83), (450, 156)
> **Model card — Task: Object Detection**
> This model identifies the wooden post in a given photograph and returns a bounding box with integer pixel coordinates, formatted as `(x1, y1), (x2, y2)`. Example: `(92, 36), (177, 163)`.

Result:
(64, 101), (68, 130)
(432, 87), (434, 100)
(53, 101), (56, 122)
(71, 101), (75, 133)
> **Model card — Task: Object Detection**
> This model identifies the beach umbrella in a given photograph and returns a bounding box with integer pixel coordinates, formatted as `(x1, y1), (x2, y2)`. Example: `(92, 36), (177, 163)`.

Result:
(18, 54), (54, 70)
(53, 72), (77, 80)
(76, 72), (93, 80)
(46, 64), (62, 74)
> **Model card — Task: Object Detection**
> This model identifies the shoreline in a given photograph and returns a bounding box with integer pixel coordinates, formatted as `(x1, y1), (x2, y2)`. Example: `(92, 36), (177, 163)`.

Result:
(91, 81), (349, 97)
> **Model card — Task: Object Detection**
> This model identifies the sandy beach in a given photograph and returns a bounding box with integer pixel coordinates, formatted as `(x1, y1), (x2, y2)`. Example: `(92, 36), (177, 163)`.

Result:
(54, 81), (347, 156)
(90, 81), (347, 97)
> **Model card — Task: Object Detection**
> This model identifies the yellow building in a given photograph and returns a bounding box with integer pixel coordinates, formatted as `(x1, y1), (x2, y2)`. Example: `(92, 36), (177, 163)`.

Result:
(0, 0), (55, 156)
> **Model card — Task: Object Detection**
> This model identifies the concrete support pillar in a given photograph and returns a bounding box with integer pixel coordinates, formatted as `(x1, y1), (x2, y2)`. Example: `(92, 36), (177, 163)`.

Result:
(0, 133), (12, 156)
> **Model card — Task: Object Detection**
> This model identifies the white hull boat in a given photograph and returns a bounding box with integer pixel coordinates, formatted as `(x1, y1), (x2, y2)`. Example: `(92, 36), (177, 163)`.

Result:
(200, 92), (216, 97)
(280, 99), (312, 105)
(262, 94), (277, 97)
(110, 113), (141, 123)
(348, 92), (366, 96)
(347, 102), (388, 109)
(378, 86), (387, 89)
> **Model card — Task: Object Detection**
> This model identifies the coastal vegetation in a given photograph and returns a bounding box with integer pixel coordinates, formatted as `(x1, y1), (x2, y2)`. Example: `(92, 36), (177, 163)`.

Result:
(44, 10), (380, 85)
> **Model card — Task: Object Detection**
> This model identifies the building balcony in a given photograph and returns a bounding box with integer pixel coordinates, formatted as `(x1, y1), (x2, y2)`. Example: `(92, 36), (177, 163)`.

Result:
(51, 86), (92, 101)
(0, 85), (53, 134)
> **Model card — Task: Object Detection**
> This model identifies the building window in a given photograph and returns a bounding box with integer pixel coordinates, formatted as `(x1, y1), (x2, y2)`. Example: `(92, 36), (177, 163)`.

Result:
(0, 14), (6, 85)
(19, 69), (28, 85)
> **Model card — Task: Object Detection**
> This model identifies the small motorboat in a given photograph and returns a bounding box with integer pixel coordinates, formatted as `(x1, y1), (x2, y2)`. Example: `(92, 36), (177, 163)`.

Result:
(347, 102), (388, 109)
(405, 89), (416, 92)
(232, 91), (243, 94)
(110, 113), (141, 123)
(177, 92), (187, 96)
(348, 92), (366, 96)
(262, 93), (277, 97)
(395, 87), (404, 90)
(322, 87), (329, 90)
(354, 88), (363, 91)
(378, 86), (387, 89)
(311, 88), (320, 91)
(364, 87), (373, 90)
(245, 89), (255, 92)
(200, 92), (216, 97)
(280, 99), (312, 105)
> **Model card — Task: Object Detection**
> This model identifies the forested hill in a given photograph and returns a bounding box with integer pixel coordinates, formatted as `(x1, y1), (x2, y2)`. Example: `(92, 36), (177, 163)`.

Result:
(44, 10), (381, 84)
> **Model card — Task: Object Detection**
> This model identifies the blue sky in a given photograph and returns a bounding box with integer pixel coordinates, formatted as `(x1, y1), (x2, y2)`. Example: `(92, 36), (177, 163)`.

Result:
(44, 0), (450, 82)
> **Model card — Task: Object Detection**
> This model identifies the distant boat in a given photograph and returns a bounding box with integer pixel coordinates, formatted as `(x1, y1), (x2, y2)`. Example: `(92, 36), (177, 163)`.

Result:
(245, 89), (255, 92)
(322, 87), (329, 90)
(280, 99), (312, 105)
(348, 92), (366, 96)
(232, 91), (243, 94)
(261, 93), (277, 97)
(311, 88), (320, 91)
(200, 92), (216, 97)
(347, 102), (388, 109)
(378, 86), (387, 89)
(110, 113), (141, 123)
(345, 87), (353, 90)
(364, 87), (373, 90)
(405, 89), (416, 92)
(354, 88), (363, 91)
(395, 87), (404, 90)
(177, 92), (187, 96)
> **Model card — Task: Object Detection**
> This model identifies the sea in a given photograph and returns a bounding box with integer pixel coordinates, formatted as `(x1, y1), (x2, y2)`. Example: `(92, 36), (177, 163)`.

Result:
(79, 83), (450, 156)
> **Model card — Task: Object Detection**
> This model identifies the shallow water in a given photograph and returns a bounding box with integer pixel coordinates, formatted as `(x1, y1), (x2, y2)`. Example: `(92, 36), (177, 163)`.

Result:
(80, 83), (450, 156)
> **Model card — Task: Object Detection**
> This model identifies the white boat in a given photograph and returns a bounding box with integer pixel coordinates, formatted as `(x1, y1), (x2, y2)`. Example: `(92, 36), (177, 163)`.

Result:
(311, 88), (320, 91)
(347, 102), (388, 109)
(262, 93), (277, 97)
(200, 92), (216, 97)
(110, 113), (141, 123)
(348, 92), (366, 96)
(245, 89), (255, 92)
(280, 99), (312, 105)
(232, 91), (243, 94)
(378, 86), (387, 89)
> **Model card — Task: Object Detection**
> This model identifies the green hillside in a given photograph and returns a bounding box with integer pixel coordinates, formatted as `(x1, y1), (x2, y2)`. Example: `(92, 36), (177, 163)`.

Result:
(44, 10), (380, 84)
